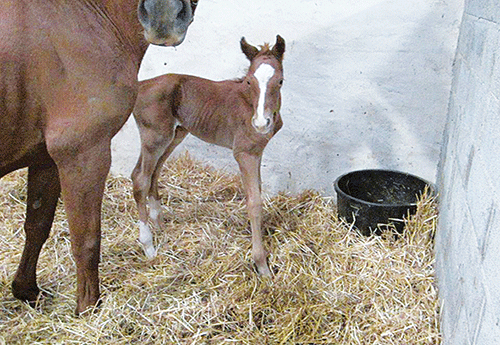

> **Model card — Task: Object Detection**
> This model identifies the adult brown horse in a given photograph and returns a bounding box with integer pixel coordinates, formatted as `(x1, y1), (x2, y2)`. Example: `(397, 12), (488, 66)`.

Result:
(132, 35), (285, 276)
(0, 0), (198, 315)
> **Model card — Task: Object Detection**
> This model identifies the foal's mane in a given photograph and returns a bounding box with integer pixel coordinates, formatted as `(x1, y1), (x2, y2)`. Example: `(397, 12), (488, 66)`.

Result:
(234, 43), (277, 83)
(257, 43), (272, 55)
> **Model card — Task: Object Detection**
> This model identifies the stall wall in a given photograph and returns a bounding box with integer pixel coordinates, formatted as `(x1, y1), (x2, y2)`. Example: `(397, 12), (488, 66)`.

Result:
(436, 0), (500, 342)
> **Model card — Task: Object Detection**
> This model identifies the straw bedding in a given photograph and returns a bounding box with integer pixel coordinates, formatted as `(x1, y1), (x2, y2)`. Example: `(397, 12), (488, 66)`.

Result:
(0, 152), (440, 344)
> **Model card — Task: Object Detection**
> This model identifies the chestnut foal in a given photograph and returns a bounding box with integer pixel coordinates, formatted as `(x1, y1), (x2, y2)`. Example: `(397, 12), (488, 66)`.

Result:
(132, 35), (285, 276)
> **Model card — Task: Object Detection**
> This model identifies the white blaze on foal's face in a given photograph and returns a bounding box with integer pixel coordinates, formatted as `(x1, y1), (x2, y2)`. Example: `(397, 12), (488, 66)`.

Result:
(253, 63), (275, 133)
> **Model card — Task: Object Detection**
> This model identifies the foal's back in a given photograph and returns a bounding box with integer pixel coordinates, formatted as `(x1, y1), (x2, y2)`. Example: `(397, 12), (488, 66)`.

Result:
(135, 73), (260, 150)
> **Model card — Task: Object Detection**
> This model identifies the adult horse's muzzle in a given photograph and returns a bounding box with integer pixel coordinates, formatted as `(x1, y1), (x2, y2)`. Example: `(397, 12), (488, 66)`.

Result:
(138, 0), (195, 46)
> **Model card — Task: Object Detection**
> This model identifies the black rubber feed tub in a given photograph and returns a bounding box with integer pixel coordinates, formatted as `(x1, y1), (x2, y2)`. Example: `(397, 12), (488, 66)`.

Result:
(334, 169), (433, 235)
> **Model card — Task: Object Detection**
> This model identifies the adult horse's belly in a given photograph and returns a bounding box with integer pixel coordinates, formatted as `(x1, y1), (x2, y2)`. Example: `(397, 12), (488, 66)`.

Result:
(0, 66), (46, 171)
(0, 8), (48, 171)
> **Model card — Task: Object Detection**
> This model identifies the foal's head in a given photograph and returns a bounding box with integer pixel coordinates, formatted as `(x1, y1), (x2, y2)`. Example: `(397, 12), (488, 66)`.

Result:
(240, 35), (285, 135)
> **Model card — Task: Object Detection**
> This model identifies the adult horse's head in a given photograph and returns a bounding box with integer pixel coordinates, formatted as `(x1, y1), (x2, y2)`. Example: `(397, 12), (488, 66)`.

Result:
(138, 0), (198, 46)
(241, 35), (286, 135)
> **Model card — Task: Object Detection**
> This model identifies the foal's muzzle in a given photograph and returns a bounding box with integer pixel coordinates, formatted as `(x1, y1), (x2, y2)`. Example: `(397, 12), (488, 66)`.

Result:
(252, 112), (274, 134)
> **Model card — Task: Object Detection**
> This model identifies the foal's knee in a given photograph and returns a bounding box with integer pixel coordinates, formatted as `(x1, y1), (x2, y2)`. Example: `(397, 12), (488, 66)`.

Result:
(246, 198), (263, 218)
(132, 171), (150, 200)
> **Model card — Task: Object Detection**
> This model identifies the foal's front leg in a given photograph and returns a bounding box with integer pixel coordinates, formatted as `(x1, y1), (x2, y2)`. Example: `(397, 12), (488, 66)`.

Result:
(234, 151), (272, 277)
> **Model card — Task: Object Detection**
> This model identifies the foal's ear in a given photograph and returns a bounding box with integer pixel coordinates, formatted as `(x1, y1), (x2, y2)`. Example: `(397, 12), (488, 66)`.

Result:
(240, 37), (259, 61)
(272, 35), (286, 61)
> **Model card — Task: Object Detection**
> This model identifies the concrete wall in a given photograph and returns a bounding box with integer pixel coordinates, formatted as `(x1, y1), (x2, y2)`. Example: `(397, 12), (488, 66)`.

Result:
(111, 0), (463, 196)
(436, 0), (500, 343)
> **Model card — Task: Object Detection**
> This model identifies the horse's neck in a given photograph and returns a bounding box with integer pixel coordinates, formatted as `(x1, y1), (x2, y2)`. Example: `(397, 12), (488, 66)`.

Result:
(192, 79), (247, 115)
(178, 78), (250, 147)
(97, 0), (149, 58)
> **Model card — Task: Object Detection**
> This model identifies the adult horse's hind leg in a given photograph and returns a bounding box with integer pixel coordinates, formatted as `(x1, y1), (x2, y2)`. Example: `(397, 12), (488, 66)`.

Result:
(234, 151), (272, 277)
(12, 161), (61, 305)
(148, 126), (189, 228)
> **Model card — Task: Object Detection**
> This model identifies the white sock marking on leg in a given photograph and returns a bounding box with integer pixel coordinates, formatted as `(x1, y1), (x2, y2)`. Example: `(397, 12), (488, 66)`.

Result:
(139, 221), (157, 259)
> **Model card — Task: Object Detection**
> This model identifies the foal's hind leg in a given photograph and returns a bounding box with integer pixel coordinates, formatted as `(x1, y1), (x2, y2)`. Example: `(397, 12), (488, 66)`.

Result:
(132, 125), (183, 258)
(234, 151), (272, 277)
(12, 161), (61, 305)
(147, 126), (189, 228)
(132, 150), (162, 259)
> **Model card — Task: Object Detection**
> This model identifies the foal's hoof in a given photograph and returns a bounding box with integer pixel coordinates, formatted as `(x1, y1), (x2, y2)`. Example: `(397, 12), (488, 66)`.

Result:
(142, 244), (157, 259)
(255, 262), (273, 277)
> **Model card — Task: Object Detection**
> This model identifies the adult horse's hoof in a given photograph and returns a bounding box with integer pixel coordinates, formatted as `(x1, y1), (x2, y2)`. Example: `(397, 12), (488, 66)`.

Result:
(11, 280), (41, 305)
(75, 298), (102, 316)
